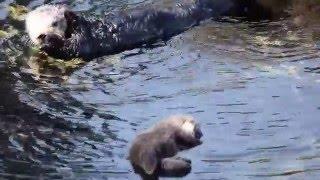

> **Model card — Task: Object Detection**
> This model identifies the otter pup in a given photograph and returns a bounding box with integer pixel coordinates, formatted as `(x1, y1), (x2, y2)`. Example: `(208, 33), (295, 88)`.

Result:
(128, 115), (203, 178)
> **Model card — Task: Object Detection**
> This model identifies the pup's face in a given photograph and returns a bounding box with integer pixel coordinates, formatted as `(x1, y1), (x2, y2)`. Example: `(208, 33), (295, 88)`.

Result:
(165, 115), (203, 140)
(26, 5), (68, 45)
(179, 116), (203, 140)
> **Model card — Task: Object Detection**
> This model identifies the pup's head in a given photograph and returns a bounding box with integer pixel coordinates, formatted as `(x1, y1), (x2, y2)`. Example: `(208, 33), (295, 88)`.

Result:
(164, 115), (203, 140)
(25, 5), (76, 46)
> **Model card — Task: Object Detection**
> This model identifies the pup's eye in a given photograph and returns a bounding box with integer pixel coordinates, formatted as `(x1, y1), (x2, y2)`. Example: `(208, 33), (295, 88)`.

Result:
(37, 34), (46, 40)
(52, 21), (58, 27)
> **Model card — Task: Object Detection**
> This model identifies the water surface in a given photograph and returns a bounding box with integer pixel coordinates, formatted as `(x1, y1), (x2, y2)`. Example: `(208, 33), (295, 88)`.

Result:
(1, 0), (320, 179)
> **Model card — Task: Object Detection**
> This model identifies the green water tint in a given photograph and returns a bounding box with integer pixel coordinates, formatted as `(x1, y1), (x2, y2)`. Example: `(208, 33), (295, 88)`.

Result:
(0, 26), (19, 38)
(0, 29), (8, 38)
(8, 4), (28, 21)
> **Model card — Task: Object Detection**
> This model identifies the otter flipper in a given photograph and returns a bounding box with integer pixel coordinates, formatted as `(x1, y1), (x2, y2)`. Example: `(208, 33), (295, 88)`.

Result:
(159, 157), (192, 177)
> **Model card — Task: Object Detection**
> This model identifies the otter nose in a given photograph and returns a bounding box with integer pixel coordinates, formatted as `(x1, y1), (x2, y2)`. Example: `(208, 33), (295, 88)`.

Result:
(37, 34), (47, 41)
(42, 34), (64, 48)
(45, 34), (61, 44)
(195, 129), (203, 139)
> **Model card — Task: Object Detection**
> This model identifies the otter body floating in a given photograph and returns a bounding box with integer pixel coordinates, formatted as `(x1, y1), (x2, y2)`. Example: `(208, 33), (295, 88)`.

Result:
(128, 115), (203, 178)
(26, 0), (277, 60)
(25, 0), (235, 59)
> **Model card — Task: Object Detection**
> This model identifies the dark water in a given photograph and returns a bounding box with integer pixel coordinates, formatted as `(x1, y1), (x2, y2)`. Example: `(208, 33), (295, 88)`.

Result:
(1, 0), (320, 179)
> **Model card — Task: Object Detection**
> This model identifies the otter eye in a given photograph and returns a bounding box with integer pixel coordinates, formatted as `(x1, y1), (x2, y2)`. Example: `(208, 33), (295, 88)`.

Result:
(37, 34), (46, 40)
(52, 21), (58, 27)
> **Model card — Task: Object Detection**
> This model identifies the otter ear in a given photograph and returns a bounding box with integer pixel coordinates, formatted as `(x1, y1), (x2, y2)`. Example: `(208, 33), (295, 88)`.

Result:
(64, 10), (77, 23)
(64, 10), (77, 38)
(141, 149), (157, 175)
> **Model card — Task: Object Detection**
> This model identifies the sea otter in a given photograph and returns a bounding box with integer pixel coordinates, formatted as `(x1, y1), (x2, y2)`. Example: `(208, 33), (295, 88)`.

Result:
(25, 0), (281, 60)
(25, 0), (232, 60)
(128, 115), (202, 179)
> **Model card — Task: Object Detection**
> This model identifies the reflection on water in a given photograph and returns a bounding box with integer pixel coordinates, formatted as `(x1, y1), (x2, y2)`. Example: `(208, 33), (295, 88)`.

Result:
(1, 0), (320, 179)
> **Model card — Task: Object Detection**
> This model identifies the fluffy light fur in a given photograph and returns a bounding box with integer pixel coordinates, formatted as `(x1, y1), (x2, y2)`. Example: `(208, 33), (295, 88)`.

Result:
(26, 5), (68, 45)
(149, 115), (198, 137)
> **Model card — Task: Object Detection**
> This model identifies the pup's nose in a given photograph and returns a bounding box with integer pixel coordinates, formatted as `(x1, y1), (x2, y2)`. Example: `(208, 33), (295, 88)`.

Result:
(195, 129), (203, 139)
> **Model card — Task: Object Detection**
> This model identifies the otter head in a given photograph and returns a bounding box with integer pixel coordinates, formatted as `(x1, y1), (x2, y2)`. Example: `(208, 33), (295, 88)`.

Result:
(178, 115), (203, 140)
(165, 115), (203, 143)
(25, 5), (77, 48)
